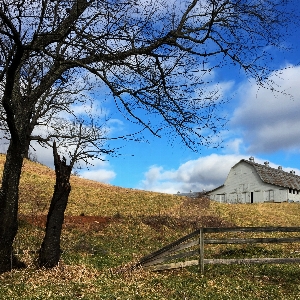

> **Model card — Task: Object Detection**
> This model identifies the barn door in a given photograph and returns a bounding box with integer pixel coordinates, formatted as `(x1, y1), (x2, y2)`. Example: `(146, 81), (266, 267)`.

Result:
(266, 190), (274, 202)
(269, 190), (274, 202)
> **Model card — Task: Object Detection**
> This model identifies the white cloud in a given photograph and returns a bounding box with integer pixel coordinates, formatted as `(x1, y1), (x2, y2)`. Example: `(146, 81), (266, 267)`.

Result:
(224, 138), (244, 154)
(138, 153), (300, 194)
(79, 168), (116, 183)
(0, 134), (9, 154)
(28, 139), (116, 184)
(231, 65), (300, 153)
(29, 142), (54, 167)
(138, 154), (247, 194)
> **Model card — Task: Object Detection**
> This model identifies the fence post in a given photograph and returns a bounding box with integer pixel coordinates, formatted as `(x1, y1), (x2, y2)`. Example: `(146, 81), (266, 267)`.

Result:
(199, 228), (204, 274)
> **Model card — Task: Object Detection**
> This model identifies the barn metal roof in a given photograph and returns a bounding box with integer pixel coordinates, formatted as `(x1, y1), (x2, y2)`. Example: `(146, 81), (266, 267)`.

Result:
(240, 159), (300, 190)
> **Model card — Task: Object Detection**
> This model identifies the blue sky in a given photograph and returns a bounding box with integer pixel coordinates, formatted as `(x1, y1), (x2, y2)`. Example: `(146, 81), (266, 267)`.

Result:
(104, 35), (300, 193)
(1, 1), (299, 195)
(81, 11), (300, 194)
(112, 63), (300, 193)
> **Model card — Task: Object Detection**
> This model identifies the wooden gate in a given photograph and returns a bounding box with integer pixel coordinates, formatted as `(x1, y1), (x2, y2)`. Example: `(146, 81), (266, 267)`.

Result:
(136, 227), (300, 274)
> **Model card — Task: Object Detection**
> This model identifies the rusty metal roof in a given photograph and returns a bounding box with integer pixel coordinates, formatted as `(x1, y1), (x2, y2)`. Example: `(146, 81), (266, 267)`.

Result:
(241, 159), (300, 190)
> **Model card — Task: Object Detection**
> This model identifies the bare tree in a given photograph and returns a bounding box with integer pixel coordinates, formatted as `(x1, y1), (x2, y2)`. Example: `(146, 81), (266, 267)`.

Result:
(38, 118), (114, 268)
(38, 141), (72, 268)
(0, 56), (134, 269)
(0, 0), (294, 272)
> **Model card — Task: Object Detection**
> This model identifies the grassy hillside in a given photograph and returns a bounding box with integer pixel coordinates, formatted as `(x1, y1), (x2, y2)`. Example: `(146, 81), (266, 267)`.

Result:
(1, 154), (300, 299)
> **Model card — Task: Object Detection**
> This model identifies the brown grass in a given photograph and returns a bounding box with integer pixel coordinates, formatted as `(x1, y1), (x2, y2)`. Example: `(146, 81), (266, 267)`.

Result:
(2, 154), (300, 299)
(0, 154), (182, 217)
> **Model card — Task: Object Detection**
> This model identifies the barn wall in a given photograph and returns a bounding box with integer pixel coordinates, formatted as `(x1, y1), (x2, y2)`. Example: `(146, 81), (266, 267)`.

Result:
(209, 161), (300, 203)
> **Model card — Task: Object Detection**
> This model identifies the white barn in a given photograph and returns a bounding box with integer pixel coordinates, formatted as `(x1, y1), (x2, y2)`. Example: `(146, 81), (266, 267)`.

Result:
(209, 157), (300, 203)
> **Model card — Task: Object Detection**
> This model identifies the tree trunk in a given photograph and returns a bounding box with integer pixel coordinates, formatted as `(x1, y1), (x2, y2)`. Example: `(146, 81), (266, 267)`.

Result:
(38, 142), (72, 268)
(0, 140), (26, 273)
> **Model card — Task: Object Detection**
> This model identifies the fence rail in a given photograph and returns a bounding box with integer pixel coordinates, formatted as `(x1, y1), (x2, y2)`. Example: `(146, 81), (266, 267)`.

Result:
(136, 227), (300, 274)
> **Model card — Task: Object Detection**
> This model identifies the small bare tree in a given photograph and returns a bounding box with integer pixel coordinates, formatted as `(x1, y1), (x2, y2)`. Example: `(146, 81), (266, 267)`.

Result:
(38, 118), (114, 267)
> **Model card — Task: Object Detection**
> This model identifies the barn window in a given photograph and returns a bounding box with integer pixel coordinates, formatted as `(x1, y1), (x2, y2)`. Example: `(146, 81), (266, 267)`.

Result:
(289, 188), (292, 194)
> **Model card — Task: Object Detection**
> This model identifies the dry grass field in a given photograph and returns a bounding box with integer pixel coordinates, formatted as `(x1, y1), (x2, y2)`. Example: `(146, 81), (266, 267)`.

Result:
(1, 154), (300, 299)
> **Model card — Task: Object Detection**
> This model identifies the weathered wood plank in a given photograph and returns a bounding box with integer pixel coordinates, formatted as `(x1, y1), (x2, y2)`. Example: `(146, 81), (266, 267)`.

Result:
(199, 228), (204, 274)
(204, 257), (300, 265)
(171, 239), (199, 253)
(146, 259), (199, 271)
(203, 227), (300, 233)
(138, 229), (199, 264)
(143, 249), (199, 267)
(205, 237), (300, 244)
(140, 239), (199, 266)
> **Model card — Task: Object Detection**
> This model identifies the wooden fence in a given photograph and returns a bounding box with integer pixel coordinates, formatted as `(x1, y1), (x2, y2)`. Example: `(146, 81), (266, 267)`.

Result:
(136, 227), (300, 274)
